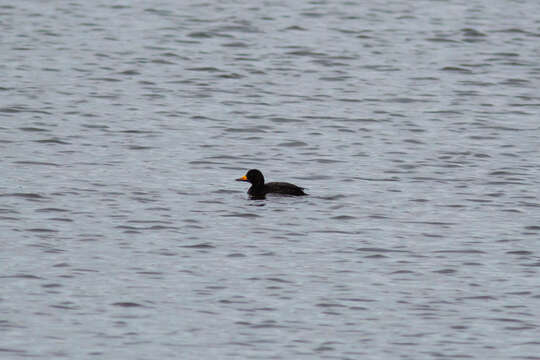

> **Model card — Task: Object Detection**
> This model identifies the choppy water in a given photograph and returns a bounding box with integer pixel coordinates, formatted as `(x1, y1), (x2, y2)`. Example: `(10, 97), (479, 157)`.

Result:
(1, 1), (540, 359)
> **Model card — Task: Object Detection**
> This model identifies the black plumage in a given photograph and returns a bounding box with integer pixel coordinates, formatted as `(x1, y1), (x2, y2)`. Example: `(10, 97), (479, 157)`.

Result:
(236, 169), (307, 198)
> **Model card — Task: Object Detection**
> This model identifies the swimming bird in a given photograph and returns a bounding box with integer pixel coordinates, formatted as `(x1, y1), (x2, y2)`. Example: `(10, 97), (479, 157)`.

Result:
(236, 169), (307, 198)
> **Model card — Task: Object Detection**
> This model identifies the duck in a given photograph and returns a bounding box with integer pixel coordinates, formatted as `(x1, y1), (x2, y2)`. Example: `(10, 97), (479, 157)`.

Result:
(236, 169), (307, 198)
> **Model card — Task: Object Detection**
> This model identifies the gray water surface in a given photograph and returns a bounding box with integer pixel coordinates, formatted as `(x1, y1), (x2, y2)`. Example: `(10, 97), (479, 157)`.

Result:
(1, 1), (540, 359)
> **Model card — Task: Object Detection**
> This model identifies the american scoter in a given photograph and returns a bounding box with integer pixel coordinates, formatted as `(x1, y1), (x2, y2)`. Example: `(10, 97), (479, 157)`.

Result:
(236, 169), (307, 197)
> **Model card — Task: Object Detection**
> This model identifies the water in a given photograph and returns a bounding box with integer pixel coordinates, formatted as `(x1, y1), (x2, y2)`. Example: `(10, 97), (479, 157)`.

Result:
(1, 0), (540, 359)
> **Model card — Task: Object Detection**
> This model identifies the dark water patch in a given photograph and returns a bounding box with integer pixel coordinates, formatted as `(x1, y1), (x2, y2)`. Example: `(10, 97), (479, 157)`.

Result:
(403, 138), (425, 144)
(127, 219), (173, 226)
(186, 31), (215, 39)
(286, 49), (325, 57)
(206, 155), (241, 160)
(219, 298), (249, 304)
(1, 274), (43, 280)
(218, 72), (244, 79)
(473, 153), (491, 158)
(14, 161), (60, 167)
(462, 28), (487, 37)
(186, 66), (223, 73)
(146, 207), (171, 212)
(278, 140), (308, 147)
(500, 78), (531, 86)
(212, 24), (261, 34)
(426, 37), (459, 43)
(505, 291), (532, 296)
(211, 189), (238, 195)
(312, 229), (356, 235)
(227, 253), (246, 258)
(339, 298), (376, 303)
(485, 181), (527, 185)
(111, 302), (145, 308)
(51, 302), (80, 310)
(53, 262), (70, 268)
(49, 217), (73, 222)
(356, 248), (408, 253)
(42, 283), (62, 288)
(181, 243), (215, 249)
(320, 75), (351, 81)
(309, 158), (344, 164)
(0, 216), (19, 221)
(331, 215), (357, 220)
(1, 193), (47, 199)
(489, 318), (526, 323)
(127, 145), (154, 150)
(222, 212), (261, 218)
(337, 97), (363, 103)
(491, 52), (520, 58)
(151, 58), (176, 65)
(390, 270), (416, 275)
(0, 348), (27, 354)
(0, 320), (25, 330)
(249, 321), (285, 329)
(501, 209), (524, 214)
(362, 65), (400, 72)
(441, 66), (473, 74)
(81, 123), (109, 129)
(422, 233), (444, 238)
(137, 271), (164, 276)
(26, 228), (58, 233)
(365, 254), (387, 259)
(316, 302), (346, 308)
(72, 268), (99, 273)
(492, 28), (534, 35)
(222, 41), (249, 48)
(369, 214), (390, 219)
(19, 126), (50, 132)
(482, 125), (529, 131)
(34, 138), (71, 145)
(42, 247), (65, 254)
(225, 126), (268, 133)
(189, 160), (220, 165)
(465, 198), (493, 203)
(191, 115), (225, 122)
(425, 109), (464, 115)
(283, 25), (307, 31)
(118, 69), (140, 75)
(457, 295), (497, 301)
(266, 277), (292, 283)
(387, 97), (427, 104)
(460, 80), (495, 87)
(150, 250), (177, 257)
(434, 249), (485, 254)
(271, 116), (302, 123)
(433, 269), (457, 274)
(115, 225), (142, 233)
(0, 106), (51, 114)
(125, 224), (177, 231)
(355, 176), (399, 182)
(89, 77), (122, 82)
(118, 129), (156, 134)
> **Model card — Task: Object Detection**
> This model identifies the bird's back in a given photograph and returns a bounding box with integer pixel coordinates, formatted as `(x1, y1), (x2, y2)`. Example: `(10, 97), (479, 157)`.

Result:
(263, 182), (306, 196)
